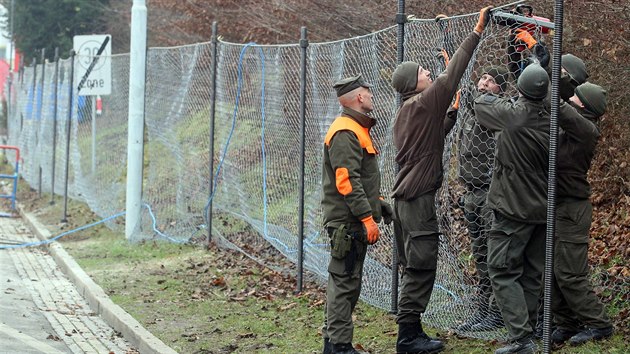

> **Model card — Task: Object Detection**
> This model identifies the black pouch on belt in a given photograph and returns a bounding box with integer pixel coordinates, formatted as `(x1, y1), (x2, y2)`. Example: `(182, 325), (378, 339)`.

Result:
(331, 224), (352, 260)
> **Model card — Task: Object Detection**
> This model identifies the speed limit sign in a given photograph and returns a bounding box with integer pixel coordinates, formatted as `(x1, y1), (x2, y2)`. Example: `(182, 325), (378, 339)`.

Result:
(73, 34), (112, 96)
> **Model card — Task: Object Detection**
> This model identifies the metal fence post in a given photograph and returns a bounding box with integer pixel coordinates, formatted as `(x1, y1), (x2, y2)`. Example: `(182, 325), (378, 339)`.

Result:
(296, 26), (308, 294)
(51, 47), (60, 204)
(37, 48), (46, 198)
(207, 21), (218, 247)
(62, 50), (75, 223)
(391, 0), (406, 315)
(543, 1), (565, 352)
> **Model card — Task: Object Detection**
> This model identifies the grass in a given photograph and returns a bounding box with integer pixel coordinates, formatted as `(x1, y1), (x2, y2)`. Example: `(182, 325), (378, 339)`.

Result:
(1, 157), (628, 353)
(8, 197), (628, 352)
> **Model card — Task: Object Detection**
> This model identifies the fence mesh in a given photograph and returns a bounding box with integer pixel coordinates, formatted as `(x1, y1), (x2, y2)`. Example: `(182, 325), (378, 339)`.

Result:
(4, 9), (628, 341)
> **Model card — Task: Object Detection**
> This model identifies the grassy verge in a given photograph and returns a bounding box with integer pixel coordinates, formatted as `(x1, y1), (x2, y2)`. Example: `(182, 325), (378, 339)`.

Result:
(2, 164), (628, 353)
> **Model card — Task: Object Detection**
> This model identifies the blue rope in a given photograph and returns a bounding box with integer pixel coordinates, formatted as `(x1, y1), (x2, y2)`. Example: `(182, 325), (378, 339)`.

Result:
(203, 43), (270, 241)
(143, 203), (187, 244)
(204, 43), (260, 224)
(0, 211), (126, 249)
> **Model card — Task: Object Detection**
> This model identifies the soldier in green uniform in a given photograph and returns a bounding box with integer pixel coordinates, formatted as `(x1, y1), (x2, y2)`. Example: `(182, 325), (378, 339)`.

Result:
(474, 63), (551, 354)
(558, 54), (588, 101)
(452, 66), (508, 332)
(550, 83), (614, 347)
(321, 74), (393, 354)
(389, 6), (492, 353)
(535, 52), (590, 337)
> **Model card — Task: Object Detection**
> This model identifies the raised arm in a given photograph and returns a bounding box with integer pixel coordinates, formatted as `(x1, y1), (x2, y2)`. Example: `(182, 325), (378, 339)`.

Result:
(473, 94), (511, 132)
(558, 101), (600, 144)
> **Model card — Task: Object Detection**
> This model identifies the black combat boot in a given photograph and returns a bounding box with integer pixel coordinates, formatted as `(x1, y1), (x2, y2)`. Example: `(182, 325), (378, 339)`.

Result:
(323, 337), (332, 354)
(568, 326), (613, 346)
(494, 334), (537, 354)
(331, 342), (360, 354)
(550, 328), (580, 346)
(396, 322), (444, 354)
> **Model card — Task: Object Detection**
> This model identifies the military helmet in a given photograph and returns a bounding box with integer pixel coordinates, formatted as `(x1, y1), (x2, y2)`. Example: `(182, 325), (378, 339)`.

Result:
(575, 82), (607, 117)
(561, 54), (588, 85)
(517, 64), (549, 100)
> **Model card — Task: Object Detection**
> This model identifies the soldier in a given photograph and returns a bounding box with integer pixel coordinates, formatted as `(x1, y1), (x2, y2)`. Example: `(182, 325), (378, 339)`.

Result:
(558, 54), (588, 101)
(321, 74), (393, 354)
(550, 83), (614, 346)
(474, 63), (550, 354)
(389, 6), (492, 353)
(453, 66), (508, 332)
(535, 52), (589, 338)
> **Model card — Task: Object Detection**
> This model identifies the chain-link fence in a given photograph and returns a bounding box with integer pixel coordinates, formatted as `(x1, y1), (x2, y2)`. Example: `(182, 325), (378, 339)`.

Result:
(4, 8), (627, 341)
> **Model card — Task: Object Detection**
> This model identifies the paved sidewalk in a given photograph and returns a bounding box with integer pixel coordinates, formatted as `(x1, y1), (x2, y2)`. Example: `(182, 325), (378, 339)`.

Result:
(0, 217), (133, 353)
(0, 211), (178, 354)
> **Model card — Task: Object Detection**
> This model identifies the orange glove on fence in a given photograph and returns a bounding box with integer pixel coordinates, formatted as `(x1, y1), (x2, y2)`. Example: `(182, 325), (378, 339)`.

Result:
(515, 28), (538, 49)
(453, 89), (461, 110)
(475, 6), (493, 34)
(361, 215), (380, 245)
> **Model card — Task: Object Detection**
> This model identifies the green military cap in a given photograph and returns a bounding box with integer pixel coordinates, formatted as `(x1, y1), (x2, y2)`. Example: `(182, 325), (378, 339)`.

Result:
(391, 61), (420, 94)
(575, 82), (607, 117)
(517, 63), (549, 100)
(561, 54), (588, 85)
(333, 74), (372, 97)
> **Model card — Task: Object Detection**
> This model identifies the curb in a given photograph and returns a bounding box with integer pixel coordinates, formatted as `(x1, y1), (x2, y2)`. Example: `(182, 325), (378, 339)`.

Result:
(17, 206), (179, 354)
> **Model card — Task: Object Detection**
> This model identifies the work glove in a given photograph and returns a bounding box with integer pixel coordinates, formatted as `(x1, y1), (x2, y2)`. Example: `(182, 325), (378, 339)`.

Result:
(532, 43), (550, 69)
(361, 215), (380, 245)
(452, 89), (461, 110)
(435, 47), (450, 68)
(475, 6), (493, 34)
(380, 198), (394, 225)
(522, 43), (550, 75)
(514, 28), (538, 49)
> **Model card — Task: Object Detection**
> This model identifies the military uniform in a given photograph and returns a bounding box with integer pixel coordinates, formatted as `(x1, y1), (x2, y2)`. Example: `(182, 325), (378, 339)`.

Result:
(454, 67), (509, 329)
(551, 84), (613, 344)
(388, 9), (493, 353)
(474, 64), (550, 348)
(391, 31), (481, 329)
(321, 75), (389, 352)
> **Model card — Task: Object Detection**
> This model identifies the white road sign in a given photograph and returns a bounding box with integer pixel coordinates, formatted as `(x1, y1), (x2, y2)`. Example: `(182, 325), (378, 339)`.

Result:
(73, 34), (112, 96)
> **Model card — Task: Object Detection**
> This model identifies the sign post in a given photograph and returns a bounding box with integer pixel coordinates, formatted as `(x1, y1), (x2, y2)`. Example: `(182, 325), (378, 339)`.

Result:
(73, 34), (112, 174)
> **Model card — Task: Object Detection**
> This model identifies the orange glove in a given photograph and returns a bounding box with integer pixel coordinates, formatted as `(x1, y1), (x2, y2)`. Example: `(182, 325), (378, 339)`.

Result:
(475, 6), (493, 34)
(453, 89), (461, 110)
(514, 28), (537, 49)
(361, 215), (380, 245)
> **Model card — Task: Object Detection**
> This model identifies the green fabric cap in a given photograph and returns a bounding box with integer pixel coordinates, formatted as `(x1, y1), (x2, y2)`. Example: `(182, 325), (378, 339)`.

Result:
(517, 64), (549, 100)
(575, 82), (607, 117)
(482, 66), (509, 92)
(391, 61), (420, 94)
(561, 54), (588, 85)
(333, 74), (372, 97)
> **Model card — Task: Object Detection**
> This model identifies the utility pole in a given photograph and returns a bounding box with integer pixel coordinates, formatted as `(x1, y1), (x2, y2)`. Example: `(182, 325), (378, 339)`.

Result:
(125, 0), (147, 238)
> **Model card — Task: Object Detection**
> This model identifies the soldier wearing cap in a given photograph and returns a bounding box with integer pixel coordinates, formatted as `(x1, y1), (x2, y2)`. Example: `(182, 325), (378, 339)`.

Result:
(559, 54), (588, 101)
(321, 74), (393, 354)
(451, 66), (509, 332)
(550, 82), (614, 347)
(389, 6), (493, 353)
(474, 63), (551, 354)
